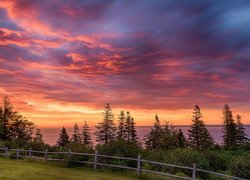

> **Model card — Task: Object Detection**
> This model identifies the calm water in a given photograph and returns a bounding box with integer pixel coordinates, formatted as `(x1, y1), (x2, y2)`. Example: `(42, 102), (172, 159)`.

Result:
(41, 126), (250, 146)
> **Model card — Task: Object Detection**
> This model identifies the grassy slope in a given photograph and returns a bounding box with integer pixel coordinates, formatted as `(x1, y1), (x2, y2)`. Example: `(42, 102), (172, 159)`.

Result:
(0, 158), (170, 180)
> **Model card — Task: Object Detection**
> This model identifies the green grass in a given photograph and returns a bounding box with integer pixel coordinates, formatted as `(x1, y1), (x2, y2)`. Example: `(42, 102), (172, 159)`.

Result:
(0, 157), (171, 180)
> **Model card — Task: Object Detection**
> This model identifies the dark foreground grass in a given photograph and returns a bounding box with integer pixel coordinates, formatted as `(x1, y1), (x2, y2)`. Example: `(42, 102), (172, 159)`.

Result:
(0, 157), (171, 180)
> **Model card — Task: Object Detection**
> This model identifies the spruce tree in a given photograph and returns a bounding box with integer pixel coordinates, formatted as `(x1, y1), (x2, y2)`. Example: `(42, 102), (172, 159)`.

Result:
(124, 111), (139, 142)
(236, 114), (249, 145)
(161, 121), (179, 149)
(188, 105), (214, 151)
(117, 111), (126, 140)
(57, 127), (69, 148)
(176, 129), (187, 148)
(144, 114), (163, 150)
(70, 123), (81, 143)
(82, 121), (92, 146)
(222, 104), (237, 147)
(94, 103), (116, 144)
(0, 96), (13, 140)
(33, 128), (44, 143)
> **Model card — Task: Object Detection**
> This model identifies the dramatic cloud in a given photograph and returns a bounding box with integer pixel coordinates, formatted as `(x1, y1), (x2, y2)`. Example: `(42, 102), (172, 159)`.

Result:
(0, 0), (250, 126)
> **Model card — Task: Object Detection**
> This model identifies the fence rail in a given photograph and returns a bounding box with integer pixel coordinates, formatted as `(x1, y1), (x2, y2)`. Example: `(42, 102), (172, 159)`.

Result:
(0, 147), (246, 180)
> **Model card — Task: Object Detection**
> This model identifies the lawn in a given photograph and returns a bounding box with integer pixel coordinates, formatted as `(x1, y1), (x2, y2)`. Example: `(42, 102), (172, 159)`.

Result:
(0, 157), (170, 180)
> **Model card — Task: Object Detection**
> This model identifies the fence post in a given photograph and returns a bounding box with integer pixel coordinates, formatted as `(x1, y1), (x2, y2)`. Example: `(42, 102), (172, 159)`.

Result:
(192, 163), (196, 180)
(45, 148), (48, 162)
(5, 147), (8, 154)
(94, 150), (98, 170)
(137, 155), (141, 175)
(68, 149), (71, 160)
(16, 148), (19, 160)
(67, 149), (71, 167)
(29, 148), (32, 157)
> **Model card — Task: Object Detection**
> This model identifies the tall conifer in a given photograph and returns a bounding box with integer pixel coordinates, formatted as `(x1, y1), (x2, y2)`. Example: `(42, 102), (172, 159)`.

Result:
(117, 111), (126, 140)
(82, 121), (92, 146)
(144, 114), (163, 150)
(70, 123), (81, 143)
(222, 104), (237, 147)
(94, 103), (116, 144)
(188, 105), (214, 151)
(235, 114), (249, 145)
(57, 127), (69, 148)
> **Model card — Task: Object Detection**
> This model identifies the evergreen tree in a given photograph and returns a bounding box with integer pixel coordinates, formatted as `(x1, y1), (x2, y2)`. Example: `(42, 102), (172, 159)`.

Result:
(33, 128), (44, 143)
(176, 129), (187, 148)
(188, 105), (214, 151)
(57, 127), (69, 148)
(70, 123), (81, 143)
(144, 114), (163, 150)
(8, 112), (34, 143)
(82, 121), (92, 146)
(117, 111), (126, 140)
(236, 114), (249, 145)
(222, 104), (237, 147)
(0, 96), (13, 140)
(94, 103), (116, 144)
(160, 121), (179, 149)
(124, 111), (139, 142)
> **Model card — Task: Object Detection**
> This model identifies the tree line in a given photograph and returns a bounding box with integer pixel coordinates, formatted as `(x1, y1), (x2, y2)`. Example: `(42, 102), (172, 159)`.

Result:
(0, 97), (249, 151)
(56, 103), (249, 151)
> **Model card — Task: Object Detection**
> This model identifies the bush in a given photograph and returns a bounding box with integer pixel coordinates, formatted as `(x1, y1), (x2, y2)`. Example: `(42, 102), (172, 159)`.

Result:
(229, 154), (250, 179)
(96, 140), (142, 169)
(24, 141), (50, 151)
(145, 149), (209, 178)
(203, 151), (228, 171)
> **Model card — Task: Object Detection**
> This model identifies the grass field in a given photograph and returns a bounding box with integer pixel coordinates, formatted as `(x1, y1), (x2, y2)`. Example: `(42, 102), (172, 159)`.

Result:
(0, 157), (171, 180)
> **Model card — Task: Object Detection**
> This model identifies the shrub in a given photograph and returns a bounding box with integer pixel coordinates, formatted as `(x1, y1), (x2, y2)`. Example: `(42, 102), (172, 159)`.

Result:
(96, 139), (142, 168)
(229, 155), (250, 179)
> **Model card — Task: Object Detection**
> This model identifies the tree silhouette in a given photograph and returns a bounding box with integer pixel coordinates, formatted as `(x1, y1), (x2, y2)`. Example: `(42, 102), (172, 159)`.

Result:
(33, 128), (44, 144)
(176, 129), (187, 148)
(124, 111), (139, 143)
(70, 123), (81, 143)
(144, 114), (163, 150)
(57, 127), (69, 148)
(188, 105), (214, 151)
(94, 103), (116, 144)
(0, 96), (13, 140)
(117, 110), (126, 140)
(235, 114), (249, 145)
(82, 120), (92, 146)
(222, 104), (237, 147)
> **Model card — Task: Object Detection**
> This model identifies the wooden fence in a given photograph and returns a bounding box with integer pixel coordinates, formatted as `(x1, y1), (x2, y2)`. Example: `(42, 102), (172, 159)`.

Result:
(0, 147), (246, 180)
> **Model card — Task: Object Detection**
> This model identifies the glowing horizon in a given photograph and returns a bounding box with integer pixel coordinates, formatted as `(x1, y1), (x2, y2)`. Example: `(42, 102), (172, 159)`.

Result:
(1, 1), (250, 128)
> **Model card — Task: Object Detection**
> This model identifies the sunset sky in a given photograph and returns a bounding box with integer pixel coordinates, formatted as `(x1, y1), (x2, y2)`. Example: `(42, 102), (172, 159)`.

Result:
(0, 1), (250, 128)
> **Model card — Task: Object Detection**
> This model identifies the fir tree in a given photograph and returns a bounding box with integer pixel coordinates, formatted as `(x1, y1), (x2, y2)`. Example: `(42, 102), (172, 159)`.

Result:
(176, 129), (187, 148)
(222, 104), (237, 147)
(125, 111), (139, 142)
(0, 96), (13, 140)
(33, 128), (44, 143)
(188, 105), (214, 151)
(94, 103), (116, 144)
(236, 114), (249, 145)
(144, 114), (163, 150)
(57, 127), (69, 148)
(70, 123), (81, 143)
(117, 111), (126, 140)
(82, 121), (92, 146)
(160, 121), (179, 149)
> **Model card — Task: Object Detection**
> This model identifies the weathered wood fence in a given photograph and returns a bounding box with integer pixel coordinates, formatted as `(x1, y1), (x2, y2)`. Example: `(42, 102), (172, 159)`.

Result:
(0, 147), (246, 180)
